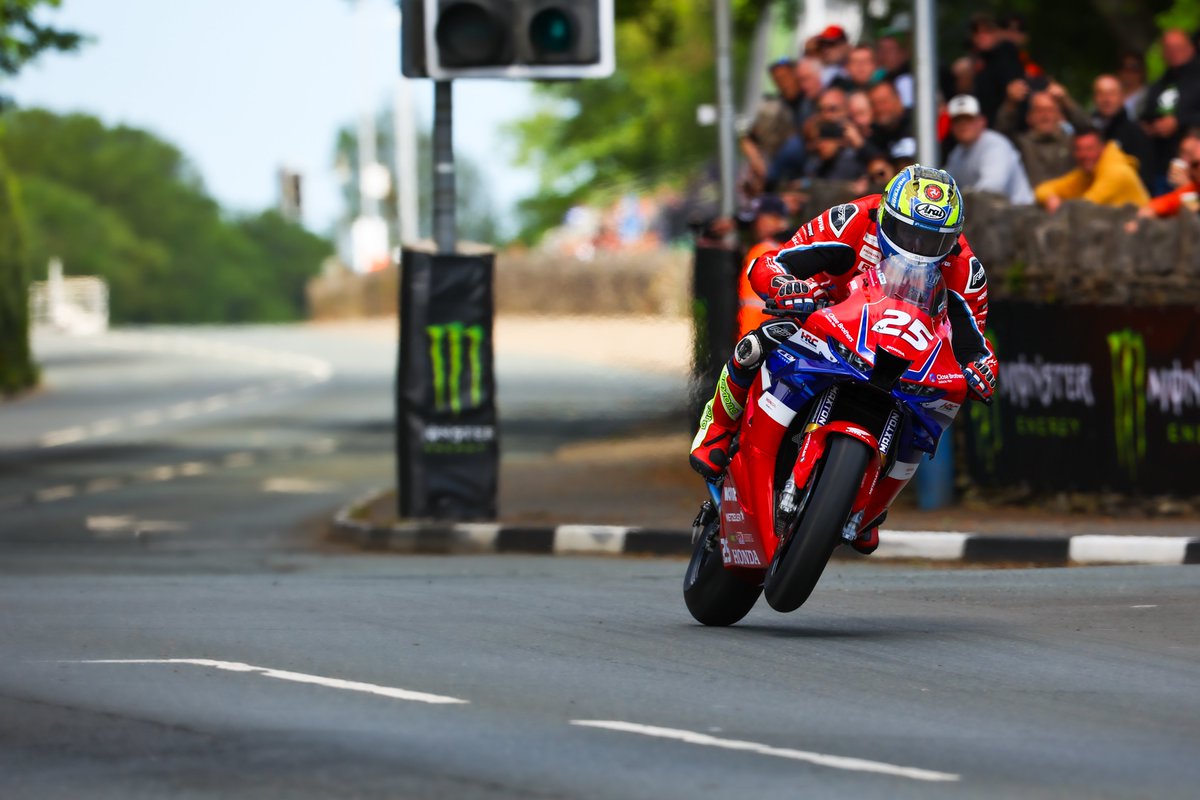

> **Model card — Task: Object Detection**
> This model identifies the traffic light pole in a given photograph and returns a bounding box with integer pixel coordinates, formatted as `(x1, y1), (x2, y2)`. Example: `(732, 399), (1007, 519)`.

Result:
(433, 80), (457, 254)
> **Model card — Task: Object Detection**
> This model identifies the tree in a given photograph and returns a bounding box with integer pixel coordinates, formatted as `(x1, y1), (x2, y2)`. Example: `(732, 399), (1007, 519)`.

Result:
(0, 0), (81, 395)
(506, 0), (779, 243)
(3, 108), (333, 324)
(0, 0), (81, 78)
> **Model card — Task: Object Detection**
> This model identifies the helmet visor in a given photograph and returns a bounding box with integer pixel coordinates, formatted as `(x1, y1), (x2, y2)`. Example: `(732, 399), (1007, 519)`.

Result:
(880, 211), (958, 259)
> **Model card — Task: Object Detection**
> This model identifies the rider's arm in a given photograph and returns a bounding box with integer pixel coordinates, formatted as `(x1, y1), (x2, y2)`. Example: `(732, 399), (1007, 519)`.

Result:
(747, 202), (868, 299)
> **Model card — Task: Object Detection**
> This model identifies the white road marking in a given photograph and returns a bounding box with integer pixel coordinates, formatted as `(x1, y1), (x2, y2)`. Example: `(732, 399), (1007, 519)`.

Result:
(262, 477), (338, 494)
(570, 720), (960, 783)
(84, 477), (123, 494)
(1131, 604), (1158, 609)
(224, 452), (255, 468)
(178, 461), (210, 477)
(86, 516), (186, 536)
(131, 410), (163, 427)
(33, 333), (334, 449)
(71, 659), (468, 705)
(554, 525), (627, 554)
(40, 426), (87, 447)
(304, 438), (338, 454)
(35, 485), (77, 502)
(138, 465), (178, 482)
(168, 401), (199, 420)
(89, 418), (123, 436)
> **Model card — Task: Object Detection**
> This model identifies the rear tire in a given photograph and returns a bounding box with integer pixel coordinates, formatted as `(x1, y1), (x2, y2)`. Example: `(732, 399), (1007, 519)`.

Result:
(683, 520), (762, 626)
(763, 435), (871, 613)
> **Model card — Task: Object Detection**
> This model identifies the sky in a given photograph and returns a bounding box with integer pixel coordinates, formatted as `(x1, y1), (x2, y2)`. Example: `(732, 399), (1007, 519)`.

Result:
(5, 0), (539, 237)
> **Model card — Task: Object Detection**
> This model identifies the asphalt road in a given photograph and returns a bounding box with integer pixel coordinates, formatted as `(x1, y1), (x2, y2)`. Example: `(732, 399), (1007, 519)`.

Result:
(2, 324), (1198, 798)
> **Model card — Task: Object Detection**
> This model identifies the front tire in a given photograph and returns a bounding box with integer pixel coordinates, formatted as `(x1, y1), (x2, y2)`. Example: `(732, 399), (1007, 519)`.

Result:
(683, 520), (762, 626)
(763, 435), (871, 613)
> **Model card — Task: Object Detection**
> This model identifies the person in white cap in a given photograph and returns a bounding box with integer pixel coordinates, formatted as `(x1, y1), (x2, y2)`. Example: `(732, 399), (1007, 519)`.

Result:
(943, 94), (1035, 205)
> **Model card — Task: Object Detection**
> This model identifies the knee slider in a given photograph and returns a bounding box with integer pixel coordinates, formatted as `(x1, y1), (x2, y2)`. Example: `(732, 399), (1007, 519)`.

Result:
(733, 331), (766, 371)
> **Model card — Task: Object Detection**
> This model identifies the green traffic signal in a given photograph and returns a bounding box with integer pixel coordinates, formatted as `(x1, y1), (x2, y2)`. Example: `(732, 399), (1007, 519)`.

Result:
(529, 8), (576, 58)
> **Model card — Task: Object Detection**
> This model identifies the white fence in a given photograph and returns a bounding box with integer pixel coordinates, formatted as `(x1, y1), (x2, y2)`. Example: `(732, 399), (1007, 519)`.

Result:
(29, 259), (109, 335)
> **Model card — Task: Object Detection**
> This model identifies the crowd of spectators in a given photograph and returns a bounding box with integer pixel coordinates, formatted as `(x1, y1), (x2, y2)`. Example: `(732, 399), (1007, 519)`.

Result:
(735, 14), (1200, 235)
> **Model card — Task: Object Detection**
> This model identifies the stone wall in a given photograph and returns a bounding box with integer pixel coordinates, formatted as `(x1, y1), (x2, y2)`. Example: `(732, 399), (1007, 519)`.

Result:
(305, 183), (1200, 320)
(307, 247), (692, 320)
(798, 181), (1200, 306)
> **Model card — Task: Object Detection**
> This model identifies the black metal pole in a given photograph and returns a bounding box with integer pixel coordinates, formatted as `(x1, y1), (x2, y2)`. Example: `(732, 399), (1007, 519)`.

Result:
(433, 80), (456, 254)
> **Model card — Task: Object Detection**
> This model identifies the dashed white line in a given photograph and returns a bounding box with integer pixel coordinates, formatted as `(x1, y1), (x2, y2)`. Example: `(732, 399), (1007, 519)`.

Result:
(35, 485), (77, 502)
(168, 401), (199, 420)
(131, 410), (163, 427)
(570, 720), (960, 783)
(84, 477), (123, 494)
(178, 461), (209, 477)
(262, 477), (339, 494)
(223, 452), (256, 469)
(71, 659), (468, 705)
(89, 418), (123, 436)
(39, 426), (87, 448)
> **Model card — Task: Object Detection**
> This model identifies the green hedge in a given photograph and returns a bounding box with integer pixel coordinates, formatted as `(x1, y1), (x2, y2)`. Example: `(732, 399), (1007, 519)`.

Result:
(0, 150), (37, 395)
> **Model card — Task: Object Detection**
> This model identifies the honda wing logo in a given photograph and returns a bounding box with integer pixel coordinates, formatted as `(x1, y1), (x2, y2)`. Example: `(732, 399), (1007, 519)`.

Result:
(427, 322), (485, 413)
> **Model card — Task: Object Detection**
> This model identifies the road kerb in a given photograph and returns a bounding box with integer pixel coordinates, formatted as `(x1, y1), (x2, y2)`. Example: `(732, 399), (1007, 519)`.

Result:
(329, 489), (1200, 566)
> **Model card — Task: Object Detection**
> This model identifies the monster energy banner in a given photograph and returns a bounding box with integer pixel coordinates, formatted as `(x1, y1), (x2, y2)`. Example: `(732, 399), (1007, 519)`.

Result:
(965, 302), (1200, 494)
(397, 248), (498, 519)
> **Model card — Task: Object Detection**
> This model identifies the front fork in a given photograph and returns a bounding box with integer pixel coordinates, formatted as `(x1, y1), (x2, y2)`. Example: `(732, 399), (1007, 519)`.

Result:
(778, 387), (905, 543)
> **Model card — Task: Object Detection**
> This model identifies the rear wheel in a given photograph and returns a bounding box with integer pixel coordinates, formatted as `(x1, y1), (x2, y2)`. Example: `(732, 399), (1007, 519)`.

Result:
(683, 520), (762, 626)
(763, 435), (871, 613)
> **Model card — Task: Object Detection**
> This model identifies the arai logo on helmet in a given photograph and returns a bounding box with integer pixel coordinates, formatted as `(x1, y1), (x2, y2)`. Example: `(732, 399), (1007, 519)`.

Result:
(914, 202), (948, 222)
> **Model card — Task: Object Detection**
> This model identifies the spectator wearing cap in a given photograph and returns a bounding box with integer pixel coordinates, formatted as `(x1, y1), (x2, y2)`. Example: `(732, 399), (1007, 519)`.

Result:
(1034, 127), (1149, 213)
(1009, 91), (1077, 188)
(1091, 73), (1155, 190)
(814, 25), (851, 89)
(802, 121), (866, 182)
(737, 195), (792, 336)
(739, 57), (812, 191)
(943, 94), (1034, 205)
(875, 33), (914, 107)
(968, 13), (1025, 125)
(1139, 29), (1200, 195)
(866, 81), (916, 162)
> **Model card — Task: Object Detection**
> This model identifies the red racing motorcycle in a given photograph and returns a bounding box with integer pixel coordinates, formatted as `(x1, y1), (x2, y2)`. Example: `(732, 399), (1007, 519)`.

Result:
(684, 255), (970, 625)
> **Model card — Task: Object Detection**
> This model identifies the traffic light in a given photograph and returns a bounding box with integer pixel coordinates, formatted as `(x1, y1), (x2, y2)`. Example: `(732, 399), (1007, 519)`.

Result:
(401, 0), (614, 80)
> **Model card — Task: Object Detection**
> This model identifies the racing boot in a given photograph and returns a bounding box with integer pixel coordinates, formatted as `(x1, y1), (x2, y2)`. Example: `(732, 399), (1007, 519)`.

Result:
(689, 365), (748, 480)
(850, 526), (880, 555)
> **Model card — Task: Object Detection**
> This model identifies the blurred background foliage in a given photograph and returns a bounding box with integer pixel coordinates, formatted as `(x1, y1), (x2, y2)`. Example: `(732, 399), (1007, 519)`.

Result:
(2, 109), (332, 324)
(1, 0), (81, 393)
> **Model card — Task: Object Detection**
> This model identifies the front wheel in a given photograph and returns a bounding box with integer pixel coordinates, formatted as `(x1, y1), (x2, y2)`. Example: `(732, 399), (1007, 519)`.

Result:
(683, 520), (762, 626)
(763, 435), (871, 613)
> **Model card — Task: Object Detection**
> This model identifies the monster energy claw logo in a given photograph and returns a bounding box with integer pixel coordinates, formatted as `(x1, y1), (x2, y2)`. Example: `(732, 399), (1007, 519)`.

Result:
(1107, 329), (1146, 480)
(427, 322), (485, 413)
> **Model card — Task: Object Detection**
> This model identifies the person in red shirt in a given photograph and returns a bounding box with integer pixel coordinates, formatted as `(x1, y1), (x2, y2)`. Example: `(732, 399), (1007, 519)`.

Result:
(1126, 152), (1200, 231)
(690, 166), (998, 545)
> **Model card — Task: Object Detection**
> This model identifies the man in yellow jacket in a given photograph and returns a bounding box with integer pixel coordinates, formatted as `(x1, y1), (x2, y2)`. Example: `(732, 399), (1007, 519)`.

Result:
(1034, 127), (1149, 212)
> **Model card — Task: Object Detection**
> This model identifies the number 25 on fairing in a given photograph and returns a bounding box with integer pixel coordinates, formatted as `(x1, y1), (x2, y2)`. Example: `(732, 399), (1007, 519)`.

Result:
(871, 309), (933, 350)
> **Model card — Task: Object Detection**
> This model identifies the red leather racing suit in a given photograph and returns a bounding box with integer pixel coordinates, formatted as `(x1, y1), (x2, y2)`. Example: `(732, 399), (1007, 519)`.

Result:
(749, 194), (995, 367)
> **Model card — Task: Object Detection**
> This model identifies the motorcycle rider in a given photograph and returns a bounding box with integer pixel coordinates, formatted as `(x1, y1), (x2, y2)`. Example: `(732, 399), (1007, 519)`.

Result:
(689, 165), (998, 552)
